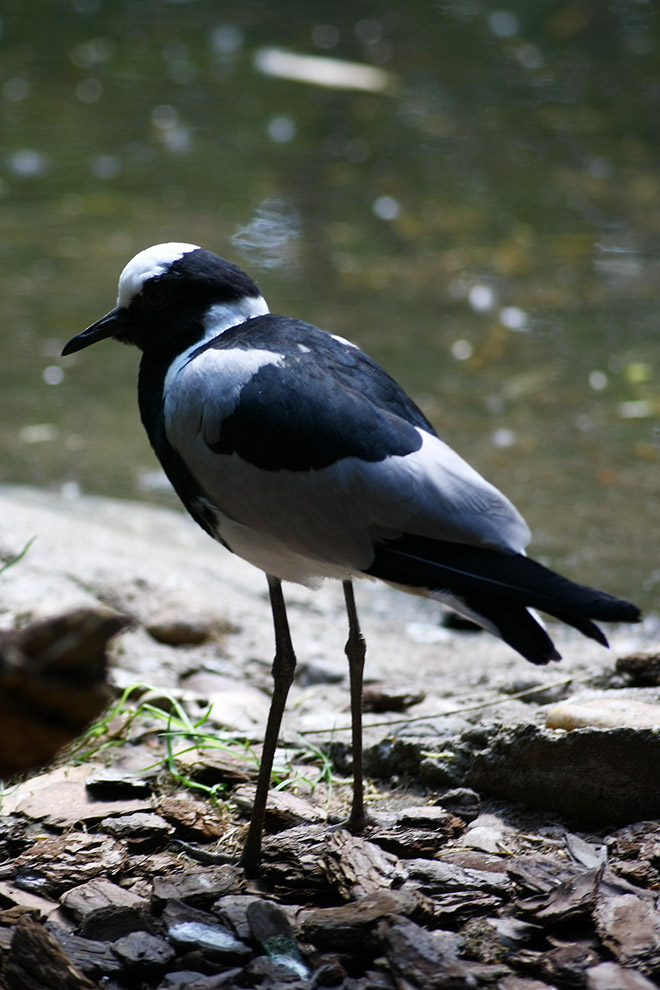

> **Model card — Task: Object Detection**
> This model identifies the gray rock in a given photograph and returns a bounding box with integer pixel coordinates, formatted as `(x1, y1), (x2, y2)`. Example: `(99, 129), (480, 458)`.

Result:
(112, 931), (175, 969)
(465, 722), (660, 825)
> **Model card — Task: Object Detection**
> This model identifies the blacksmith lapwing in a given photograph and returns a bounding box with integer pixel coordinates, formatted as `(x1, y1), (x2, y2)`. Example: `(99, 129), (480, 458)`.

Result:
(62, 242), (640, 874)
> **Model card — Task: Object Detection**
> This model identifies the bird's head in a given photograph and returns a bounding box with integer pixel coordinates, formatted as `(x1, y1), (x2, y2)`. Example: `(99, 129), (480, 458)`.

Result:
(62, 242), (269, 357)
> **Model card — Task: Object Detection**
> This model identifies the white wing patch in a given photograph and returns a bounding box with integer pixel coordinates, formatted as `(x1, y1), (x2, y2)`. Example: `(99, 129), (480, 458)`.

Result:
(117, 242), (200, 308)
(164, 346), (285, 445)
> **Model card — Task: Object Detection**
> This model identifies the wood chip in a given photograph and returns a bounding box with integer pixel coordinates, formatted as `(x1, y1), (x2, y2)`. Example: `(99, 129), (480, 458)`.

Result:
(433, 889), (502, 925)
(594, 881), (660, 970)
(174, 747), (255, 788)
(0, 880), (61, 918)
(85, 764), (154, 796)
(43, 922), (124, 978)
(321, 829), (402, 900)
(362, 807), (463, 859)
(152, 865), (243, 906)
(4, 916), (100, 990)
(60, 878), (149, 940)
(508, 854), (584, 895)
(406, 857), (511, 897)
(260, 825), (334, 898)
(436, 787), (481, 822)
(382, 916), (505, 989)
(498, 978), (558, 990)
(436, 849), (510, 874)
(515, 867), (603, 923)
(232, 784), (327, 831)
(564, 832), (607, 870)
(213, 894), (266, 942)
(99, 811), (174, 849)
(13, 832), (128, 897)
(535, 939), (601, 984)
(0, 763), (152, 825)
(300, 888), (433, 950)
(156, 793), (227, 839)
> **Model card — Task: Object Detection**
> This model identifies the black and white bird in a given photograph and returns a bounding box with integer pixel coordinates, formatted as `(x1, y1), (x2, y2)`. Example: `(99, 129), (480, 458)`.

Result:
(63, 242), (640, 873)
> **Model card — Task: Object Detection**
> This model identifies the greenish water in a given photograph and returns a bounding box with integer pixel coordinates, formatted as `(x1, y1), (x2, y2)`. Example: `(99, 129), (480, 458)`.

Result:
(1, 1), (658, 611)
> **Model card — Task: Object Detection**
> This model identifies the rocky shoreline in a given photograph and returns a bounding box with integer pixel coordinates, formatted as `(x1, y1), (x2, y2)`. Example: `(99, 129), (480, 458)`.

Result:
(0, 484), (658, 988)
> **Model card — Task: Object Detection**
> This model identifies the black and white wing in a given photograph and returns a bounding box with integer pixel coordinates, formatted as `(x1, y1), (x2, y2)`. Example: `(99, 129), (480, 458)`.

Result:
(159, 315), (530, 584)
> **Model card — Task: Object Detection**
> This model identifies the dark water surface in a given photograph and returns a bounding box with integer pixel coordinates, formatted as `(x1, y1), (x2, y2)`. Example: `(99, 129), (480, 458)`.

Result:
(1, 1), (658, 610)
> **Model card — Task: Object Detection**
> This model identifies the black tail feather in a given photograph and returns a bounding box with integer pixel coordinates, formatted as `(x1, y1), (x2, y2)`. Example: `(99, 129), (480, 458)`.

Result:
(546, 610), (609, 648)
(459, 592), (562, 665)
(365, 533), (640, 662)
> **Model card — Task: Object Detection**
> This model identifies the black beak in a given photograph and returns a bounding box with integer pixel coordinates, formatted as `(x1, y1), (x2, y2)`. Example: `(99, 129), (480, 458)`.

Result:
(61, 308), (122, 356)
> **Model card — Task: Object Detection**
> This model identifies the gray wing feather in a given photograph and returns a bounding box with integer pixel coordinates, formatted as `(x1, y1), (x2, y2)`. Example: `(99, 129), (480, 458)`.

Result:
(164, 356), (530, 581)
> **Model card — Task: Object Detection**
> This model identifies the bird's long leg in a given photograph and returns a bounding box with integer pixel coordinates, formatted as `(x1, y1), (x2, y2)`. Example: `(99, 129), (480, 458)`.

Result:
(343, 579), (370, 832)
(240, 575), (297, 877)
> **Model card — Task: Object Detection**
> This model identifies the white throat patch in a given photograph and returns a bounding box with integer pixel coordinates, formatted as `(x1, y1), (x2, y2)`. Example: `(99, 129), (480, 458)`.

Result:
(202, 295), (270, 341)
(117, 242), (200, 309)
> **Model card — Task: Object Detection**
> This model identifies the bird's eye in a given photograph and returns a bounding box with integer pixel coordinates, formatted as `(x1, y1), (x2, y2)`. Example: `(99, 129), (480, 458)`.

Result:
(143, 285), (169, 310)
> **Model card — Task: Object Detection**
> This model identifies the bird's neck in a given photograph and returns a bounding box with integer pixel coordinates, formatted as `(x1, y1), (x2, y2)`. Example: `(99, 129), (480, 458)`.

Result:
(137, 347), (176, 450)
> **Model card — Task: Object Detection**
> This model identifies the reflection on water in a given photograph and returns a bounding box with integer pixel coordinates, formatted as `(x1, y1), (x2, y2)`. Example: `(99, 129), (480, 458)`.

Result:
(1, 1), (658, 609)
(232, 198), (301, 270)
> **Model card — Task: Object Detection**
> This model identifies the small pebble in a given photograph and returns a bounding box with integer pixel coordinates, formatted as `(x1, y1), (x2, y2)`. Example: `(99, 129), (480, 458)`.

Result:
(146, 616), (212, 646)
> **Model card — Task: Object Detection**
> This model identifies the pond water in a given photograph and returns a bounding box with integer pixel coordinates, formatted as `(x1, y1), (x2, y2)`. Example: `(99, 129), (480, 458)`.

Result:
(1, 1), (658, 612)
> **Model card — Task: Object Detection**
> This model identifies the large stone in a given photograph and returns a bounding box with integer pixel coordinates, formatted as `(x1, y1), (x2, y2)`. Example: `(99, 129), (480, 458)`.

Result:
(466, 722), (660, 825)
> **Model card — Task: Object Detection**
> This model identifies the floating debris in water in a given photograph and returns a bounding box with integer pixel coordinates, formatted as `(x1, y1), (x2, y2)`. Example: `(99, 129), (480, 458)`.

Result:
(254, 47), (396, 92)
